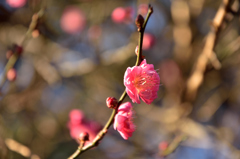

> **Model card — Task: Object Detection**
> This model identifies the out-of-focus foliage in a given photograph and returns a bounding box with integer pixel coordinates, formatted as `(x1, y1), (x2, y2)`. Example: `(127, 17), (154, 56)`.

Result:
(0, 0), (240, 159)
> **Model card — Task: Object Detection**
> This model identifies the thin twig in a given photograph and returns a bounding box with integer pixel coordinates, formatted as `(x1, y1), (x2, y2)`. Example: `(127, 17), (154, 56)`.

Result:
(68, 5), (154, 159)
(68, 141), (85, 159)
(0, 8), (45, 91)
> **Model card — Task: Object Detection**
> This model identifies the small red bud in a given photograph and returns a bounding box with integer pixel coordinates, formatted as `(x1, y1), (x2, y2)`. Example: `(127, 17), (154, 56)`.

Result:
(79, 132), (89, 142)
(7, 68), (17, 81)
(106, 97), (118, 109)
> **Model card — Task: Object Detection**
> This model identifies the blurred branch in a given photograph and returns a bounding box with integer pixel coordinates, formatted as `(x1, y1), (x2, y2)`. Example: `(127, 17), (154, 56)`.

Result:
(5, 138), (40, 159)
(186, 0), (232, 101)
(0, 8), (45, 93)
(68, 5), (154, 158)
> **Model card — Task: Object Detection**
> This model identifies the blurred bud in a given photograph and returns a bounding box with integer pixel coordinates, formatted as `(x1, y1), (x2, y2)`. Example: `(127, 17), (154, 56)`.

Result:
(135, 14), (144, 30)
(79, 132), (89, 142)
(60, 6), (86, 34)
(32, 29), (40, 38)
(111, 7), (126, 23)
(7, 68), (17, 81)
(13, 44), (23, 55)
(6, 50), (13, 59)
(7, 0), (26, 8)
(143, 33), (155, 50)
(106, 97), (118, 109)
(159, 141), (168, 151)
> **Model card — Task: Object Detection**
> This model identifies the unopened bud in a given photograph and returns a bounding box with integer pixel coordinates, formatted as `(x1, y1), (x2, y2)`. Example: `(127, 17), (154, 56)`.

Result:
(79, 132), (89, 142)
(7, 68), (17, 81)
(106, 97), (118, 109)
(135, 14), (144, 30)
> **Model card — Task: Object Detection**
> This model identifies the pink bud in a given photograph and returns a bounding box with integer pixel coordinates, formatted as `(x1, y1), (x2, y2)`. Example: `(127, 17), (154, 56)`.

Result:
(7, 68), (17, 81)
(159, 141), (168, 151)
(7, 0), (26, 8)
(79, 132), (89, 142)
(142, 33), (155, 50)
(106, 97), (118, 109)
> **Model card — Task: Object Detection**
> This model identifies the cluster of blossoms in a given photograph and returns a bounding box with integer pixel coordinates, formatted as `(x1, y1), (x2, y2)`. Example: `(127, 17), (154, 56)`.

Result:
(68, 58), (160, 141)
(68, 58), (160, 142)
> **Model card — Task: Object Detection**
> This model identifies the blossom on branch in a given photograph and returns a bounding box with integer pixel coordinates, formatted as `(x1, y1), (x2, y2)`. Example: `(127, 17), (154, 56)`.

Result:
(114, 102), (135, 140)
(124, 59), (160, 104)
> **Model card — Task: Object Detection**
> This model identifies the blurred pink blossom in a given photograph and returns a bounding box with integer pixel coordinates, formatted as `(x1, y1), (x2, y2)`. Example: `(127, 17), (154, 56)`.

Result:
(111, 7), (134, 24)
(60, 6), (86, 34)
(143, 33), (155, 50)
(68, 109), (101, 145)
(124, 59), (160, 104)
(7, 0), (26, 8)
(114, 102), (135, 140)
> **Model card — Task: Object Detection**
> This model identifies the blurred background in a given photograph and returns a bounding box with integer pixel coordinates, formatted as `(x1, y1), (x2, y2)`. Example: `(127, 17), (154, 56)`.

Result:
(0, 0), (240, 158)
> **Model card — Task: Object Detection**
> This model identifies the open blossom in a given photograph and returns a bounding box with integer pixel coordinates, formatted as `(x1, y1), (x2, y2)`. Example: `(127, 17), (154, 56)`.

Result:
(124, 59), (160, 104)
(114, 102), (135, 140)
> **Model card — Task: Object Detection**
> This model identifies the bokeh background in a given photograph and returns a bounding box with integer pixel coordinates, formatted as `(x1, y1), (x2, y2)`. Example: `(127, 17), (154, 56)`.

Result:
(0, 0), (240, 158)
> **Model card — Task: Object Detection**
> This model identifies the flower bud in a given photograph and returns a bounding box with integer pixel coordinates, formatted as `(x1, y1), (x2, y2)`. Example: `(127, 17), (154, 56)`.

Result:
(106, 97), (118, 109)
(79, 132), (89, 142)
(135, 14), (144, 30)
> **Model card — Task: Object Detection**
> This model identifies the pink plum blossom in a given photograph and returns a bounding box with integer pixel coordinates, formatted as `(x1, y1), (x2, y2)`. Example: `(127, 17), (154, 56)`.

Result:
(111, 7), (134, 24)
(60, 6), (86, 34)
(124, 59), (160, 104)
(114, 102), (135, 140)
(7, 0), (26, 8)
(68, 109), (101, 145)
